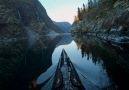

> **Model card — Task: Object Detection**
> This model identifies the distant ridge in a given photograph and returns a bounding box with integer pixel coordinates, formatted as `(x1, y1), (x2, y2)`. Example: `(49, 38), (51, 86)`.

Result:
(54, 21), (71, 33)
(0, 0), (64, 39)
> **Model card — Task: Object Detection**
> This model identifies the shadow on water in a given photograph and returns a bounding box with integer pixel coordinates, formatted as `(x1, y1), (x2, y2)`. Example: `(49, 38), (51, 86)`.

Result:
(36, 34), (129, 90)
(0, 34), (129, 90)
(0, 35), (72, 90)
(72, 34), (129, 90)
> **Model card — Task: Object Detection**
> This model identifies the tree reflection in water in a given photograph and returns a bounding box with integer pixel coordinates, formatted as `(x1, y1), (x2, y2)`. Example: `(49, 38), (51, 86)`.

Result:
(72, 34), (129, 90)
(1, 34), (129, 90)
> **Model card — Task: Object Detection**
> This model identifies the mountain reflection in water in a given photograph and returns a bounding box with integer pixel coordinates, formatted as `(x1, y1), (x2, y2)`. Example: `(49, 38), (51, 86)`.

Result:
(0, 34), (129, 90)
(71, 35), (129, 90)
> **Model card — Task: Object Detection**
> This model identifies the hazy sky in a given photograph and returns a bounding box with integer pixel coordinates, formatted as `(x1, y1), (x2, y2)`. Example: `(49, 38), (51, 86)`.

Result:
(39, 0), (87, 24)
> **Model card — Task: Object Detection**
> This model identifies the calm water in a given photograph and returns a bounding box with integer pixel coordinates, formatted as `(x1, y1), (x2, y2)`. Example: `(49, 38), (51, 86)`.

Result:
(0, 35), (129, 90)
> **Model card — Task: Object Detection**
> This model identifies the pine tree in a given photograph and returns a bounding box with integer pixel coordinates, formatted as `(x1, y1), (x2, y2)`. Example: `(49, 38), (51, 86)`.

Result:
(88, 0), (90, 9)
(90, 0), (93, 8)
(93, 0), (97, 5)
(74, 16), (79, 22)
(83, 3), (85, 10)
(77, 7), (81, 20)
(88, 0), (93, 10)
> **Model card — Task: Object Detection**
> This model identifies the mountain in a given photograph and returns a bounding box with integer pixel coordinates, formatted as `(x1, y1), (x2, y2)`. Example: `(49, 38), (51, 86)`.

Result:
(54, 21), (71, 33)
(71, 0), (129, 43)
(56, 35), (72, 47)
(0, 0), (63, 39)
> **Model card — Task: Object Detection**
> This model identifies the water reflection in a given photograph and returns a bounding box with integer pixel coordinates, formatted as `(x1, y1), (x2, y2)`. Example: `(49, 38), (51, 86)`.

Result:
(0, 34), (129, 90)
(0, 35), (72, 90)
(52, 41), (112, 90)
(39, 35), (129, 90)
(0, 38), (27, 90)
(72, 34), (129, 90)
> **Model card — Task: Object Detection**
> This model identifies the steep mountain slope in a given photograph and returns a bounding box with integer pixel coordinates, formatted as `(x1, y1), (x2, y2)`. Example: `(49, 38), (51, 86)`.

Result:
(0, 0), (63, 39)
(0, 0), (26, 39)
(71, 0), (129, 43)
(54, 21), (71, 33)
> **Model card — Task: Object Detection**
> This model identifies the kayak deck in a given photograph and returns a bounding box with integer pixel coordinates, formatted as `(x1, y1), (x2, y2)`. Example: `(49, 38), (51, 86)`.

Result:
(52, 49), (85, 90)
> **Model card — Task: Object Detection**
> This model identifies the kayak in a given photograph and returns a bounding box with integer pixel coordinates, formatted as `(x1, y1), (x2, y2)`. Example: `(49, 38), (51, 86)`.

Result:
(52, 49), (85, 90)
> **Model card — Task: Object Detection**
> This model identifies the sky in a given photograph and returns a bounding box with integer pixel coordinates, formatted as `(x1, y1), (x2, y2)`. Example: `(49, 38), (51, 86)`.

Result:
(39, 0), (88, 24)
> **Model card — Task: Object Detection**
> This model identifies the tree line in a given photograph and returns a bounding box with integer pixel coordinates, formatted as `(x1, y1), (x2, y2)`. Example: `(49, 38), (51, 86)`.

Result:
(74, 0), (119, 23)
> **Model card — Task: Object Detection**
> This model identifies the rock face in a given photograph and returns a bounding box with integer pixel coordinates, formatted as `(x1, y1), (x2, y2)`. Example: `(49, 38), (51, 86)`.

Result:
(71, 0), (129, 43)
(0, 0), (63, 39)
(54, 21), (71, 33)
(0, 0), (26, 39)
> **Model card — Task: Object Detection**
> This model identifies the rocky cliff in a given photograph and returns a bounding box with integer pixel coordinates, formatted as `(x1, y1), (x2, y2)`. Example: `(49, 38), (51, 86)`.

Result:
(0, 0), (26, 39)
(0, 0), (63, 39)
(71, 0), (129, 43)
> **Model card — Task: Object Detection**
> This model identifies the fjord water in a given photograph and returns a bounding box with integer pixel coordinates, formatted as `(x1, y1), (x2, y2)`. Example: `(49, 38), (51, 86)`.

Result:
(0, 35), (129, 90)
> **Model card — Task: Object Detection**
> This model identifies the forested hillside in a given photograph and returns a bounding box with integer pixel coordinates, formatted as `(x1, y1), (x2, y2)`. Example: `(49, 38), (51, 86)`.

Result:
(71, 0), (129, 43)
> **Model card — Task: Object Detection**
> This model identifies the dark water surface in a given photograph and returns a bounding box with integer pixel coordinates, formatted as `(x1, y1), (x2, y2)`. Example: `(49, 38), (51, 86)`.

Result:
(0, 35), (129, 90)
